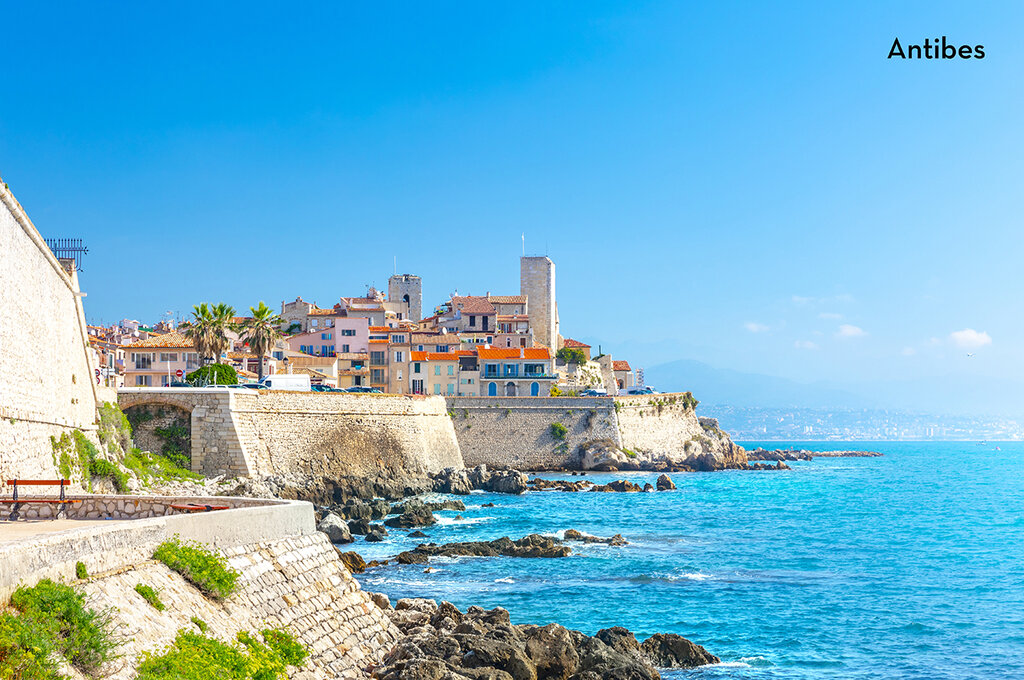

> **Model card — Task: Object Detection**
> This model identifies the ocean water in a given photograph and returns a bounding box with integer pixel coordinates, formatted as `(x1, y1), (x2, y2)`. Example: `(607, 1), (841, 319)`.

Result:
(354, 442), (1024, 679)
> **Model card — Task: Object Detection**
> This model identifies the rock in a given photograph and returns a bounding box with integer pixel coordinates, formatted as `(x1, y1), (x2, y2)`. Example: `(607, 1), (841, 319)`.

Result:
(460, 636), (537, 680)
(337, 550), (367, 574)
(366, 529), (386, 542)
(642, 483), (654, 493)
(563, 529), (628, 546)
(454, 514), (465, 521)
(776, 460), (791, 470)
(595, 627), (641, 659)
(396, 597), (438, 612)
(317, 513), (353, 543)
(640, 633), (719, 668)
(409, 530), (429, 538)
(591, 480), (644, 493)
(529, 478), (593, 492)
(433, 467), (474, 495)
(369, 591), (392, 610)
(384, 501), (436, 528)
(348, 518), (372, 535)
(482, 502), (496, 508)
(431, 601), (464, 628)
(396, 534), (571, 564)
(524, 623), (579, 679)
(655, 474), (675, 491)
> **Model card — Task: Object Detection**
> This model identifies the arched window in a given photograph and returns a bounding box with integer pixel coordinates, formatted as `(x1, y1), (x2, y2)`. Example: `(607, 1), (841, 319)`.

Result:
(530, 382), (539, 396)
(505, 382), (517, 396)
(487, 382), (497, 396)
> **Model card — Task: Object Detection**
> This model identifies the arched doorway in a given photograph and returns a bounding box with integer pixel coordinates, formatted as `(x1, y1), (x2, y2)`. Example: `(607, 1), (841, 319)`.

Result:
(505, 382), (517, 396)
(487, 382), (497, 396)
(530, 381), (540, 396)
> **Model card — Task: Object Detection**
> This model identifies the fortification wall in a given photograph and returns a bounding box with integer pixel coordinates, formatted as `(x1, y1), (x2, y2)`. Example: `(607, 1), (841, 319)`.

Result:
(118, 390), (463, 479)
(0, 498), (398, 679)
(614, 395), (704, 454)
(0, 181), (100, 483)
(447, 396), (621, 469)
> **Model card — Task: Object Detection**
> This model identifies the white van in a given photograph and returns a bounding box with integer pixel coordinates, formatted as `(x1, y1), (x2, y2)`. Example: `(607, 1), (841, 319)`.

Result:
(259, 374), (311, 392)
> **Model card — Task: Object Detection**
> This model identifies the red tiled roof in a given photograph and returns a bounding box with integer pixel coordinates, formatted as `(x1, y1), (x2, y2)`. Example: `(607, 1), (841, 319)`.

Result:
(411, 351), (427, 361)
(497, 314), (529, 321)
(131, 332), (194, 349)
(451, 296), (496, 315)
(563, 338), (591, 348)
(613, 360), (632, 371)
(523, 347), (551, 360)
(308, 308), (337, 316)
(487, 295), (527, 304)
(368, 326), (390, 332)
(477, 347), (523, 360)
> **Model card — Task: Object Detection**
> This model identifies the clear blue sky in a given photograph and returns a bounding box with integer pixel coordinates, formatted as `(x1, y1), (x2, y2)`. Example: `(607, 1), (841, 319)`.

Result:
(3, 2), (1022, 407)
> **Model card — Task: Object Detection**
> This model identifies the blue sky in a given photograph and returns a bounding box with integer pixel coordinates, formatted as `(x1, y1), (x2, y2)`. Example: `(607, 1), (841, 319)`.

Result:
(3, 2), (1022, 410)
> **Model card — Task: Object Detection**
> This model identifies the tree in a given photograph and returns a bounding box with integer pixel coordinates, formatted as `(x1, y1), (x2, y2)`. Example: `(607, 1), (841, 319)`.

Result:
(184, 302), (236, 365)
(556, 347), (587, 365)
(242, 301), (283, 381)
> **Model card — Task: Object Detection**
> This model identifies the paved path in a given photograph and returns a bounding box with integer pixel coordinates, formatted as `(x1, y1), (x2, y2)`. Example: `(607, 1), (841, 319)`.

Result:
(0, 519), (132, 544)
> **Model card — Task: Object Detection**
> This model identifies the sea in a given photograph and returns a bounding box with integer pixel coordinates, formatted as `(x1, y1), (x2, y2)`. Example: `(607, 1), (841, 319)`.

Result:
(354, 441), (1024, 679)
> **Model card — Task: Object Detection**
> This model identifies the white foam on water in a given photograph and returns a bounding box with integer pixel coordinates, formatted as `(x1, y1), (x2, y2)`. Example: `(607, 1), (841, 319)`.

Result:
(435, 516), (494, 526)
(469, 489), (486, 494)
(668, 572), (715, 581)
(494, 577), (515, 583)
(709, 661), (752, 668)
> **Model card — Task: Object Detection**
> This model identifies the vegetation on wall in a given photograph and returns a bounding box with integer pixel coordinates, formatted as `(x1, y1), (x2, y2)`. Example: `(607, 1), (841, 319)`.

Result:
(134, 584), (165, 611)
(135, 627), (307, 680)
(124, 447), (201, 483)
(96, 401), (133, 459)
(550, 422), (568, 441)
(153, 420), (190, 469)
(556, 347), (587, 365)
(153, 538), (240, 600)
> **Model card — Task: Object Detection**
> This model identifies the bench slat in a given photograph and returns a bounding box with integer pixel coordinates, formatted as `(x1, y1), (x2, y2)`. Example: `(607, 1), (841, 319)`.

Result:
(6, 480), (71, 486)
(0, 499), (81, 504)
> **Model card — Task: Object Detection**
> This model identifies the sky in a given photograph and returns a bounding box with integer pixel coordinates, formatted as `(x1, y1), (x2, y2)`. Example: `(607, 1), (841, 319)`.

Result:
(3, 2), (1022, 412)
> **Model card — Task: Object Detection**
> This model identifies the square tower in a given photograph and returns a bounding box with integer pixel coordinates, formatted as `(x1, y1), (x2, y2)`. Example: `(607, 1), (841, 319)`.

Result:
(388, 274), (422, 321)
(520, 256), (557, 349)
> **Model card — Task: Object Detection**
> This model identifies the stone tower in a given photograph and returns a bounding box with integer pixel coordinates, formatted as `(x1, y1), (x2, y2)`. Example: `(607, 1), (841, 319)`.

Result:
(388, 274), (422, 321)
(520, 256), (558, 349)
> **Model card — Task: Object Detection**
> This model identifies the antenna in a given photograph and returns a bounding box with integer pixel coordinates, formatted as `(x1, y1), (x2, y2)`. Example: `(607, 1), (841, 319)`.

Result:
(522, 233), (525, 257)
(394, 256), (397, 275)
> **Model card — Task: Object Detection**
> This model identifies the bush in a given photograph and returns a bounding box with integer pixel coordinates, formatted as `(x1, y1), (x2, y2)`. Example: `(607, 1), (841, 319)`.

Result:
(0, 611), (61, 680)
(76, 562), (89, 580)
(186, 363), (238, 386)
(9, 579), (119, 676)
(190, 617), (208, 633)
(153, 538), (239, 600)
(152, 421), (190, 469)
(135, 584), (165, 611)
(124, 447), (201, 484)
(550, 423), (568, 441)
(96, 402), (133, 458)
(89, 458), (129, 493)
(136, 628), (307, 680)
(556, 348), (587, 365)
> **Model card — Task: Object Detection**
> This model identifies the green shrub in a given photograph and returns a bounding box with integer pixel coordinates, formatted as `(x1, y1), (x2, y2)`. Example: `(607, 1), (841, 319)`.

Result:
(96, 402), (133, 458)
(550, 423), (568, 441)
(623, 448), (637, 459)
(556, 347), (587, 365)
(136, 628), (307, 680)
(186, 363), (238, 386)
(124, 447), (201, 484)
(152, 421), (190, 469)
(153, 538), (239, 600)
(190, 616), (208, 633)
(10, 579), (119, 676)
(0, 610), (61, 680)
(135, 584), (165, 611)
(88, 458), (129, 493)
(76, 562), (89, 580)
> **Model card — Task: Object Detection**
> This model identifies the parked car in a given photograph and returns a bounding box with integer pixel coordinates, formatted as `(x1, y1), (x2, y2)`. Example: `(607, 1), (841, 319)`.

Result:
(311, 384), (343, 393)
(579, 389), (609, 396)
(343, 386), (382, 394)
(239, 383), (269, 390)
(621, 386), (659, 395)
(258, 374), (312, 392)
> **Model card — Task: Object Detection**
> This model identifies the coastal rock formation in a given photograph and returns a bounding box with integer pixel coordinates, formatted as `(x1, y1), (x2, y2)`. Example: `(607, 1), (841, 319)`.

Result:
(317, 512), (353, 544)
(528, 478), (593, 492)
(374, 600), (718, 680)
(433, 466), (530, 495)
(384, 501), (437, 528)
(396, 534), (572, 564)
(591, 480), (645, 493)
(746, 448), (883, 461)
(640, 633), (719, 668)
(563, 529), (628, 546)
(656, 474), (675, 491)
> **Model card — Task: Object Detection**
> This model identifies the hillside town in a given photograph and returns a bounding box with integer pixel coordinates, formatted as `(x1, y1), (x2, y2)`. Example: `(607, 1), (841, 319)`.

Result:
(89, 256), (640, 397)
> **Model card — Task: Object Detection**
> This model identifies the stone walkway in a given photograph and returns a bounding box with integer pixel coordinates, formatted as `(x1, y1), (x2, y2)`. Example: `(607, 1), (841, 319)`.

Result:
(0, 518), (131, 544)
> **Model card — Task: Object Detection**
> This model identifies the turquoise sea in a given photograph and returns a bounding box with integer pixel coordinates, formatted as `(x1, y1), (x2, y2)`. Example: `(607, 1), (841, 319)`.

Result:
(354, 442), (1024, 679)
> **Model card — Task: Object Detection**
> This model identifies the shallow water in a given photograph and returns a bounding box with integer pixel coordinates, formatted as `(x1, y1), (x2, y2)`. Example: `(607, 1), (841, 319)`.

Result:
(353, 441), (1024, 679)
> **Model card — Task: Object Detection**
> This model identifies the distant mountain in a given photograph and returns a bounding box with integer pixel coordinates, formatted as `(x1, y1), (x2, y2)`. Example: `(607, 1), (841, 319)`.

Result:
(644, 359), (868, 409)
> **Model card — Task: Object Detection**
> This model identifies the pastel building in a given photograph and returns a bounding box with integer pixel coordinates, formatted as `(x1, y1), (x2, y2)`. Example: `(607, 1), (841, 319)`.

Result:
(478, 347), (556, 397)
(124, 332), (200, 387)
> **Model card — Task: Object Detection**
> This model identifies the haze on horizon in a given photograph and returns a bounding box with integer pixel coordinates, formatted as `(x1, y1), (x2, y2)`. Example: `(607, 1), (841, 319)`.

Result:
(2, 2), (1021, 416)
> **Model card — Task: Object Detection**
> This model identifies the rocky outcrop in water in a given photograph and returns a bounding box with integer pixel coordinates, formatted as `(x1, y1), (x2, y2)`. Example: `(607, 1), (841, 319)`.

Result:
(640, 633), (719, 668)
(746, 448), (882, 461)
(563, 529), (628, 546)
(655, 474), (675, 491)
(396, 534), (572, 564)
(384, 500), (437, 528)
(373, 599), (718, 679)
(433, 466), (531, 495)
(317, 512), (353, 544)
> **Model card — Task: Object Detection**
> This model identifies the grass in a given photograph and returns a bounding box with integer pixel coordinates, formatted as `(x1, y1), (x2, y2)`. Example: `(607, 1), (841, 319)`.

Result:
(124, 447), (201, 484)
(8, 579), (119, 677)
(623, 448), (637, 458)
(135, 584), (165, 611)
(136, 628), (307, 680)
(190, 617), (208, 633)
(89, 457), (130, 493)
(76, 562), (89, 580)
(153, 537), (239, 600)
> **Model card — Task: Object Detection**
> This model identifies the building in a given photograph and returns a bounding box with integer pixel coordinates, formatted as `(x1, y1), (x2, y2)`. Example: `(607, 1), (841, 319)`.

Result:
(440, 296), (496, 334)
(280, 297), (318, 332)
(520, 256), (558, 349)
(408, 352), (461, 396)
(124, 332), (200, 387)
(562, 338), (592, 361)
(388, 274), (423, 322)
(478, 346), (556, 397)
(336, 353), (370, 388)
(612, 360), (635, 392)
(286, 329), (339, 358)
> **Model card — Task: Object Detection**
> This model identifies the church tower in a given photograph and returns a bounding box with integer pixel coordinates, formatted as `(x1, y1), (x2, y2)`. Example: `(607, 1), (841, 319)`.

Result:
(520, 256), (557, 349)
(388, 274), (422, 321)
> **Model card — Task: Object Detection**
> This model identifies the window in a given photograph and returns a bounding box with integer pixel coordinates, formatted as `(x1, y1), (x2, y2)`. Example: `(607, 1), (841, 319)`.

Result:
(414, 362), (421, 374)
(434, 366), (441, 376)
(447, 365), (454, 376)
(504, 364), (519, 377)
(133, 353), (153, 369)
(469, 315), (476, 327)
(447, 384), (455, 395)
(371, 369), (384, 384)
(341, 329), (356, 337)
(395, 351), (404, 363)
(320, 332), (332, 340)
(311, 319), (318, 327)
(436, 345), (449, 353)
(433, 384), (441, 395)
(370, 351), (386, 366)
(412, 379), (424, 394)
(391, 335), (406, 343)
(525, 363), (545, 376)
(342, 344), (350, 353)
(417, 345), (424, 351)
(484, 363), (499, 378)
(273, 351), (283, 360)
(159, 353), (178, 362)
(161, 375), (171, 387)
(135, 375), (152, 386)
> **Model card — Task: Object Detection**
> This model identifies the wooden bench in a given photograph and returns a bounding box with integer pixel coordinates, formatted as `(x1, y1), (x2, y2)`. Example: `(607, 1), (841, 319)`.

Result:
(2, 479), (82, 520)
(169, 503), (230, 513)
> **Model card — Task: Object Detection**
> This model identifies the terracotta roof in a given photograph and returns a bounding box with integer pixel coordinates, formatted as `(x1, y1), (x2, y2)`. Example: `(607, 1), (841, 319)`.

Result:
(230, 316), (252, 324)
(368, 326), (390, 332)
(487, 295), (527, 304)
(451, 296), (496, 315)
(227, 351), (258, 359)
(291, 367), (328, 378)
(523, 347), (551, 360)
(497, 315), (529, 321)
(477, 347), (524, 360)
(308, 308), (337, 316)
(409, 351), (459, 361)
(131, 332), (194, 349)
(613, 360), (632, 371)
(411, 351), (427, 361)
(563, 338), (591, 348)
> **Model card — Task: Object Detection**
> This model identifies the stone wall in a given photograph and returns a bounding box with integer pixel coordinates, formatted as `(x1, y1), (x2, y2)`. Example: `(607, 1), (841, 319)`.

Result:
(123, 403), (192, 464)
(616, 395), (746, 468)
(118, 389), (464, 479)
(0, 181), (100, 484)
(4, 493), (280, 521)
(447, 396), (621, 469)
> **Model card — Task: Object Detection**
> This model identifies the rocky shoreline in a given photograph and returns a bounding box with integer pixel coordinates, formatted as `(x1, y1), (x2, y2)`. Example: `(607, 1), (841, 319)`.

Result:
(746, 448), (883, 461)
(368, 596), (718, 679)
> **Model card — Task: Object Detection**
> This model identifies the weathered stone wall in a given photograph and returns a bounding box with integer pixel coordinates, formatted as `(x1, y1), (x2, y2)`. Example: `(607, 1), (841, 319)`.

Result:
(5, 493), (278, 521)
(123, 403), (191, 463)
(616, 395), (747, 468)
(447, 396), (621, 469)
(118, 389), (464, 479)
(0, 181), (100, 483)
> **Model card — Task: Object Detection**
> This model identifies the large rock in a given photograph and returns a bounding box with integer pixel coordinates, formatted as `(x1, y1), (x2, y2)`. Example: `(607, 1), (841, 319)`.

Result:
(640, 633), (719, 668)
(384, 501), (436, 528)
(337, 549), (367, 574)
(524, 623), (580, 679)
(655, 474), (675, 491)
(433, 467), (474, 495)
(396, 534), (571, 564)
(576, 439), (631, 471)
(317, 513), (353, 543)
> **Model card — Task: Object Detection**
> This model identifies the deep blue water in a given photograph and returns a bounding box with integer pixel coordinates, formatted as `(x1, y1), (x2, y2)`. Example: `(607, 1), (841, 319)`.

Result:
(354, 442), (1024, 679)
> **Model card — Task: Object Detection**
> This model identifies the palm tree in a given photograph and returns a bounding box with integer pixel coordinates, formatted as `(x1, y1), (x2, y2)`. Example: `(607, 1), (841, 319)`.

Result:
(242, 301), (283, 381)
(210, 302), (237, 361)
(184, 302), (236, 365)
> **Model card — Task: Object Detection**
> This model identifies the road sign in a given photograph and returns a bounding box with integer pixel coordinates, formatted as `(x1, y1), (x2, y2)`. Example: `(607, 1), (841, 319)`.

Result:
(95, 368), (100, 376)
(175, 369), (184, 377)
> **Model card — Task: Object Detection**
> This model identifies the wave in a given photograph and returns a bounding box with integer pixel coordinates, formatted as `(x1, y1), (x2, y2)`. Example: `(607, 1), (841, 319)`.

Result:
(434, 516), (494, 526)
(494, 577), (515, 583)
(628, 571), (716, 584)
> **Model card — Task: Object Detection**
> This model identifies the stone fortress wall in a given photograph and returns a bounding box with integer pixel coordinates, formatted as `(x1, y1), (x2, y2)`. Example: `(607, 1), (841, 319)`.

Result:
(0, 181), (101, 484)
(0, 498), (398, 679)
(118, 389), (464, 478)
